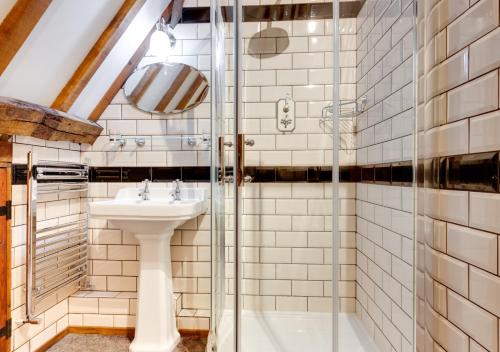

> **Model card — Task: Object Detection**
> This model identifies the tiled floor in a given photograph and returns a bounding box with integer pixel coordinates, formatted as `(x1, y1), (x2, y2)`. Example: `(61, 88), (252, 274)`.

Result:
(46, 334), (207, 352)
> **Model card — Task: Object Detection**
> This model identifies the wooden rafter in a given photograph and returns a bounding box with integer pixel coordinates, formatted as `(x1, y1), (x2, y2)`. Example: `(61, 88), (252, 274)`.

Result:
(0, 97), (102, 144)
(0, 0), (52, 75)
(51, 0), (147, 112)
(88, 1), (174, 122)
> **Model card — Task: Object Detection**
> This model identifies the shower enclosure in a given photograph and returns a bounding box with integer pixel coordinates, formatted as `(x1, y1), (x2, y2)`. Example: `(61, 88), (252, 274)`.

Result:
(209, 0), (417, 351)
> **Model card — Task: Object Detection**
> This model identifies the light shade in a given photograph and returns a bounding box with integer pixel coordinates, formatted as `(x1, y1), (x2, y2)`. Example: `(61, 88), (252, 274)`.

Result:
(149, 29), (170, 59)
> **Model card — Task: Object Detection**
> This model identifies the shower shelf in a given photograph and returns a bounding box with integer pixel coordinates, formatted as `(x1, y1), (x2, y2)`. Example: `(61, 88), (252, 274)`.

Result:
(319, 97), (367, 134)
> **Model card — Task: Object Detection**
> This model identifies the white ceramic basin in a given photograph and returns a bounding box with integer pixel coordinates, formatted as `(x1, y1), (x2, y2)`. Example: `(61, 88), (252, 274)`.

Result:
(89, 186), (208, 352)
(90, 187), (207, 233)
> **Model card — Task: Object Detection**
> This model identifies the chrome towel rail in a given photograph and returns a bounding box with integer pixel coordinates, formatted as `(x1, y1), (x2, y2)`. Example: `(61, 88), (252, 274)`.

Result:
(23, 153), (89, 324)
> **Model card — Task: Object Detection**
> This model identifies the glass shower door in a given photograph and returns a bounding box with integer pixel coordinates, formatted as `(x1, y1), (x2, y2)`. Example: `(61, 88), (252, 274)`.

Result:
(211, 0), (346, 350)
(210, 0), (236, 351)
(232, 0), (340, 350)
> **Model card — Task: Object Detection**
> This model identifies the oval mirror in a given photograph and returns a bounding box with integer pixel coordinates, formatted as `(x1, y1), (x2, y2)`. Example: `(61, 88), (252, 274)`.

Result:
(124, 62), (209, 115)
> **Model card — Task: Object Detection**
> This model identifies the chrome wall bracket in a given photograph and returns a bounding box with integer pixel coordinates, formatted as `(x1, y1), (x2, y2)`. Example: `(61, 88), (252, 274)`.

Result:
(110, 135), (146, 148)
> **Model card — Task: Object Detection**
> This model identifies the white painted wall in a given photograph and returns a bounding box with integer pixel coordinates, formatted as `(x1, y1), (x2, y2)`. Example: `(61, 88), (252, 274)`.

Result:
(69, 0), (172, 119)
(0, 0), (125, 109)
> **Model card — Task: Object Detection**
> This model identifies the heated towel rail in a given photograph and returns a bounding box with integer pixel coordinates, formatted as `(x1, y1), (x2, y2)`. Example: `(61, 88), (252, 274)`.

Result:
(23, 152), (89, 324)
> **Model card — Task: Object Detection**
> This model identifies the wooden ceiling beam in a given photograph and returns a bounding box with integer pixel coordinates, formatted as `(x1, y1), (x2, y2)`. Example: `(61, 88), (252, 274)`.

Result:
(88, 2), (174, 122)
(51, 0), (147, 112)
(0, 0), (52, 75)
(0, 97), (102, 145)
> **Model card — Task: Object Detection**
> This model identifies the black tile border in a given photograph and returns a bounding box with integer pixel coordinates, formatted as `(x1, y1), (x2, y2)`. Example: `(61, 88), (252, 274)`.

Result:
(354, 161), (413, 187)
(419, 151), (500, 193)
(12, 151), (498, 191)
(12, 164), (27, 185)
(12, 163), (408, 185)
(171, 1), (365, 24)
(242, 1), (365, 22)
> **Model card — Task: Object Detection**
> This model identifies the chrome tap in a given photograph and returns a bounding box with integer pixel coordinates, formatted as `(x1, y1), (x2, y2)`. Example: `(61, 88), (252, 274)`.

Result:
(139, 179), (150, 200)
(171, 179), (181, 201)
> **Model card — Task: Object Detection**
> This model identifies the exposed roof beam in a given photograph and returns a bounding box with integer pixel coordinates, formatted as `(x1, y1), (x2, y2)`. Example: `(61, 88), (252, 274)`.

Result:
(0, 0), (52, 75)
(51, 0), (147, 112)
(0, 97), (102, 144)
(88, 1), (174, 122)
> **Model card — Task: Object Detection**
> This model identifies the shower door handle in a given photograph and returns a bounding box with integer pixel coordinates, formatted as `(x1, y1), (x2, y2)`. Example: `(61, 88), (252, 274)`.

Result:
(236, 134), (245, 187)
(244, 138), (255, 146)
(222, 134), (251, 186)
(218, 136), (225, 185)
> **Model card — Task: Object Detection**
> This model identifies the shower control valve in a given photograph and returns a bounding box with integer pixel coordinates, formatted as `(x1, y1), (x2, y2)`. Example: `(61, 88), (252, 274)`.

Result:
(276, 94), (295, 132)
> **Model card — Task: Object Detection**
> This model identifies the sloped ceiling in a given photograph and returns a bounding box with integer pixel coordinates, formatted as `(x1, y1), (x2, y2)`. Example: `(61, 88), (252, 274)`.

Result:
(0, 0), (172, 122)
(0, 0), (16, 23)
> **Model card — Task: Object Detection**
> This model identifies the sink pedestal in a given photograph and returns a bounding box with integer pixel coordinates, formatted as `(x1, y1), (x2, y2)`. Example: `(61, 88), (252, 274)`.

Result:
(129, 232), (180, 352)
(89, 186), (208, 352)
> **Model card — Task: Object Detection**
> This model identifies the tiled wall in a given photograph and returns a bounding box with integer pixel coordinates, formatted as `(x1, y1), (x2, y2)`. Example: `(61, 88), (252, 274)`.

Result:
(80, 23), (211, 168)
(416, 0), (500, 351)
(79, 13), (361, 324)
(239, 182), (357, 312)
(356, 183), (414, 351)
(10, 138), (81, 352)
(355, 0), (415, 350)
(85, 181), (211, 331)
(240, 17), (357, 167)
(7, 5), (415, 350)
(235, 14), (359, 312)
(78, 21), (213, 331)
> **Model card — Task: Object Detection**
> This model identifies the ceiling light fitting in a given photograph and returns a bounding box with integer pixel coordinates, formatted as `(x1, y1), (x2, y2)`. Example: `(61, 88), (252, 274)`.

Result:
(149, 18), (176, 59)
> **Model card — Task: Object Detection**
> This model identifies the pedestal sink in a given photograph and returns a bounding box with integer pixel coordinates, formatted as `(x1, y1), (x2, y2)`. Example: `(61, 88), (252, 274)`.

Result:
(89, 186), (208, 352)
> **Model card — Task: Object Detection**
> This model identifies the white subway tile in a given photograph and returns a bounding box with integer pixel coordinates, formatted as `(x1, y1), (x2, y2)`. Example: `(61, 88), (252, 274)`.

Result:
(469, 26), (500, 78)
(470, 192), (500, 234)
(292, 53), (325, 68)
(260, 248), (291, 263)
(425, 246), (468, 297)
(448, 70), (499, 122)
(470, 266), (500, 317)
(275, 70), (309, 87)
(276, 296), (308, 311)
(447, 290), (498, 351)
(292, 280), (323, 296)
(260, 280), (291, 296)
(275, 231), (307, 247)
(470, 110), (500, 153)
(447, 223), (497, 274)
(292, 248), (323, 264)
